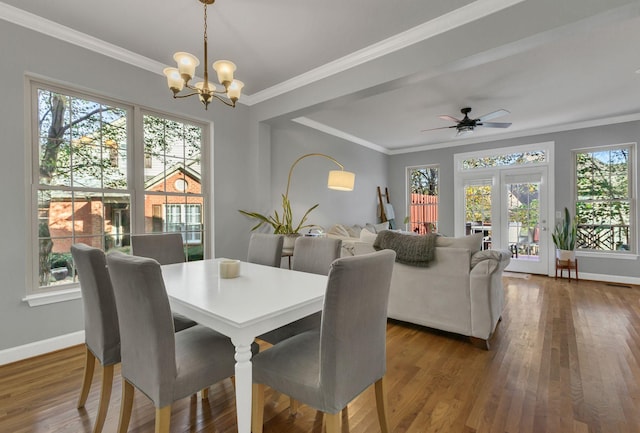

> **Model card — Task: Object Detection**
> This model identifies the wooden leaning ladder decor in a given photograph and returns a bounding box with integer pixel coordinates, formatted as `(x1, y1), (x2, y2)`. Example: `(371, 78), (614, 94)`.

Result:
(377, 186), (396, 229)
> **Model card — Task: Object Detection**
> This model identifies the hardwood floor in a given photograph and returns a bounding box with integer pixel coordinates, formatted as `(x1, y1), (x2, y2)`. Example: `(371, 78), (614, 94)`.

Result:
(1, 275), (639, 433)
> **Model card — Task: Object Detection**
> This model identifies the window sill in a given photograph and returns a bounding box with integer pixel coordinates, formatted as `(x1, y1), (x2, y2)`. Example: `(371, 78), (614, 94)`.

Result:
(23, 287), (81, 307)
(576, 251), (638, 260)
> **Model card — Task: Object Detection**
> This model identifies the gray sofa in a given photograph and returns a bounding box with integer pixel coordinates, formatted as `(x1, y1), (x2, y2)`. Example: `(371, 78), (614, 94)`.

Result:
(347, 233), (511, 349)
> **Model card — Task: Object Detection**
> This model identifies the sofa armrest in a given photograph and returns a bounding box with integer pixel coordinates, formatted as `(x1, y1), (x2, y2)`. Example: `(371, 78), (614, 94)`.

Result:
(469, 249), (510, 340)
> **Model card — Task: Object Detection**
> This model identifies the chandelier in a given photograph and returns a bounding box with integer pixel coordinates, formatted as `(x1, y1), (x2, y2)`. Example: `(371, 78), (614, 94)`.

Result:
(163, 0), (243, 110)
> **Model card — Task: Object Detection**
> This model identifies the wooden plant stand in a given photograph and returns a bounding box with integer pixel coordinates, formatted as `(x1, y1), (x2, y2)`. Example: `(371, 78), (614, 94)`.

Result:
(555, 258), (578, 281)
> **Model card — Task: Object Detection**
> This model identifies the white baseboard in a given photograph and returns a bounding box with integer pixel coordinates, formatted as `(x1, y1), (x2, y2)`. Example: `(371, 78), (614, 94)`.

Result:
(0, 331), (85, 366)
(577, 272), (640, 286)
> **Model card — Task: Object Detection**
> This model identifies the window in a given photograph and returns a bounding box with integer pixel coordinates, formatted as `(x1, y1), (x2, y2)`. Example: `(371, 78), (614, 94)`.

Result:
(142, 112), (205, 259)
(575, 143), (634, 253)
(461, 150), (546, 170)
(30, 81), (209, 293)
(166, 204), (202, 244)
(407, 166), (438, 234)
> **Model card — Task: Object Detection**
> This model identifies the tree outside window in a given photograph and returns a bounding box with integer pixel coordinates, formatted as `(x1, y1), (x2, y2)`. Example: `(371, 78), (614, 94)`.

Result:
(575, 145), (632, 252)
(33, 83), (208, 291)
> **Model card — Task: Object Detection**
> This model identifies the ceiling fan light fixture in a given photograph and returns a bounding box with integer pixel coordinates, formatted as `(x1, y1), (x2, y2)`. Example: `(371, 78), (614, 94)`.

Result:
(457, 125), (474, 137)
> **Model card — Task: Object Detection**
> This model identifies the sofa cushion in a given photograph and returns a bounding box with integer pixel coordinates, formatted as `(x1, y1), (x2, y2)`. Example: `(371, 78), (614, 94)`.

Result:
(435, 233), (483, 254)
(373, 231), (437, 267)
(360, 228), (378, 244)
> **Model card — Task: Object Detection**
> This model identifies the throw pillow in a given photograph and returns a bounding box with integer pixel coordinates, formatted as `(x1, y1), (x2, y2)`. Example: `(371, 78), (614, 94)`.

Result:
(360, 228), (378, 244)
(345, 225), (361, 238)
(435, 233), (483, 254)
(374, 221), (389, 232)
(327, 224), (350, 238)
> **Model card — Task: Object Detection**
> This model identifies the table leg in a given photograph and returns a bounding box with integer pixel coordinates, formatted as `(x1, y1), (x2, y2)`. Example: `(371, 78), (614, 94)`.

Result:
(232, 338), (254, 433)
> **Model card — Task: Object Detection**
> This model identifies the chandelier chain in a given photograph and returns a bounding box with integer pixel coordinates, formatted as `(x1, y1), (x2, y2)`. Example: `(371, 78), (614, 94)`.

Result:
(204, 3), (208, 45)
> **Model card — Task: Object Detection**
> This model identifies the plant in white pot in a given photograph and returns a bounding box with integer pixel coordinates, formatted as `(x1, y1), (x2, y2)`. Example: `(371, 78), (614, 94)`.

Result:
(552, 207), (578, 261)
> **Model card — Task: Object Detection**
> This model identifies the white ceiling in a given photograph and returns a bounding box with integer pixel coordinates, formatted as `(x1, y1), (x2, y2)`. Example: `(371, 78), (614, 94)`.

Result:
(3, 0), (640, 153)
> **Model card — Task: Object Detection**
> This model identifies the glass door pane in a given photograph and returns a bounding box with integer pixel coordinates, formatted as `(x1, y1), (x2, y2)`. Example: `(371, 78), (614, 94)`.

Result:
(464, 181), (492, 251)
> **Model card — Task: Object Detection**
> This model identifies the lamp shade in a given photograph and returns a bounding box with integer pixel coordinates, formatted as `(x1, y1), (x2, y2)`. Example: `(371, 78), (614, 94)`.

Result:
(212, 60), (236, 84)
(163, 67), (184, 92)
(227, 79), (244, 100)
(327, 170), (355, 191)
(173, 52), (200, 81)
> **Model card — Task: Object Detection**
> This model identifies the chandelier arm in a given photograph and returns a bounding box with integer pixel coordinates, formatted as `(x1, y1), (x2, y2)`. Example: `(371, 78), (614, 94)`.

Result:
(211, 93), (236, 107)
(172, 91), (205, 99)
(284, 153), (345, 201)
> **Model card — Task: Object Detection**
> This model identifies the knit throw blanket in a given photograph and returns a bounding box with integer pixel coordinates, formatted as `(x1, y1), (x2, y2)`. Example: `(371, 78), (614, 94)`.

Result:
(373, 231), (438, 267)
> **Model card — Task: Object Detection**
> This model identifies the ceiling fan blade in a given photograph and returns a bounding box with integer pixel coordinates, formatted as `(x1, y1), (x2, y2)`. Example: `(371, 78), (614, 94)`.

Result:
(480, 122), (512, 128)
(438, 115), (461, 122)
(421, 126), (456, 132)
(476, 109), (510, 122)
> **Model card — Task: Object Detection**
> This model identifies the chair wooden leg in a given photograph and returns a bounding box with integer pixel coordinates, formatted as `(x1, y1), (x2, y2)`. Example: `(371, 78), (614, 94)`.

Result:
(77, 345), (96, 408)
(374, 377), (391, 433)
(117, 380), (135, 433)
(289, 397), (299, 416)
(155, 406), (171, 433)
(251, 383), (265, 433)
(201, 388), (209, 399)
(324, 412), (341, 433)
(93, 364), (114, 433)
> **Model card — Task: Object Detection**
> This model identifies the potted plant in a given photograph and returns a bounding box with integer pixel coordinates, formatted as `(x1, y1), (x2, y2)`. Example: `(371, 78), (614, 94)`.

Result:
(552, 207), (577, 261)
(239, 195), (319, 248)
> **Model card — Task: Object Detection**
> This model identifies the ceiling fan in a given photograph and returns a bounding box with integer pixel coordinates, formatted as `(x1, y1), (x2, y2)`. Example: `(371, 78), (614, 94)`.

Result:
(422, 107), (511, 136)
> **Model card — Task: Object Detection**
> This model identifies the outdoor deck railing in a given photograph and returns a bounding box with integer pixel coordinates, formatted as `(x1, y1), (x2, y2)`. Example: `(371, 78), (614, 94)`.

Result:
(576, 224), (630, 251)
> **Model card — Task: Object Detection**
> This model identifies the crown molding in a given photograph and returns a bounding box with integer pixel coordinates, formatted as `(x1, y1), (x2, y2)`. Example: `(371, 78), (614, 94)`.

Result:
(0, 2), (254, 106)
(294, 112), (640, 156)
(389, 112), (640, 155)
(247, 0), (525, 105)
(292, 117), (390, 155)
(0, 2), (165, 76)
(0, 0), (522, 107)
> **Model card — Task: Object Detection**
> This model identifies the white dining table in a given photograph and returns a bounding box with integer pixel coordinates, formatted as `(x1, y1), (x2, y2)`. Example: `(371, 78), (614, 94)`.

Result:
(161, 258), (327, 433)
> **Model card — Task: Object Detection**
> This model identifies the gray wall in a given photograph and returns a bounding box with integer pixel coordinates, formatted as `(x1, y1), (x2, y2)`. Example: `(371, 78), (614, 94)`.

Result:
(0, 20), (387, 352)
(268, 122), (388, 231)
(389, 120), (640, 279)
(0, 20), (257, 350)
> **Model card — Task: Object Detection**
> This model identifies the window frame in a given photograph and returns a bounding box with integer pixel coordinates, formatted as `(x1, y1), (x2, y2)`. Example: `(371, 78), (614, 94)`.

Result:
(573, 142), (636, 256)
(26, 78), (212, 299)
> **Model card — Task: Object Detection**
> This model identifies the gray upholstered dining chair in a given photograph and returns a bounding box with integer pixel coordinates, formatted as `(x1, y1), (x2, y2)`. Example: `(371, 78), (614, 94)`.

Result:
(130, 233), (186, 265)
(251, 250), (396, 433)
(130, 233), (196, 332)
(72, 243), (210, 433)
(71, 243), (120, 433)
(258, 236), (342, 345)
(106, 251), (257, 433)
(246, 233), (284, 267)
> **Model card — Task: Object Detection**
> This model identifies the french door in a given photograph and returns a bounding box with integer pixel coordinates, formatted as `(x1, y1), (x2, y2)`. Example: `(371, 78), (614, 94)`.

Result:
(500, 167), (549, 274)
(457, 166), (551, 275)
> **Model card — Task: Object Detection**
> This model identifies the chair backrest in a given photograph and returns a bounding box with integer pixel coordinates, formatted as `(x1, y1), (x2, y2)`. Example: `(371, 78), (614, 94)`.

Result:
(106, 252), (177, 404)
(131, 233), (185, 265)
(292, 237), (342, 275)
(247, 233), (284, 267)
(71, 243), (120, 366)
(319, 249), (396, 413)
